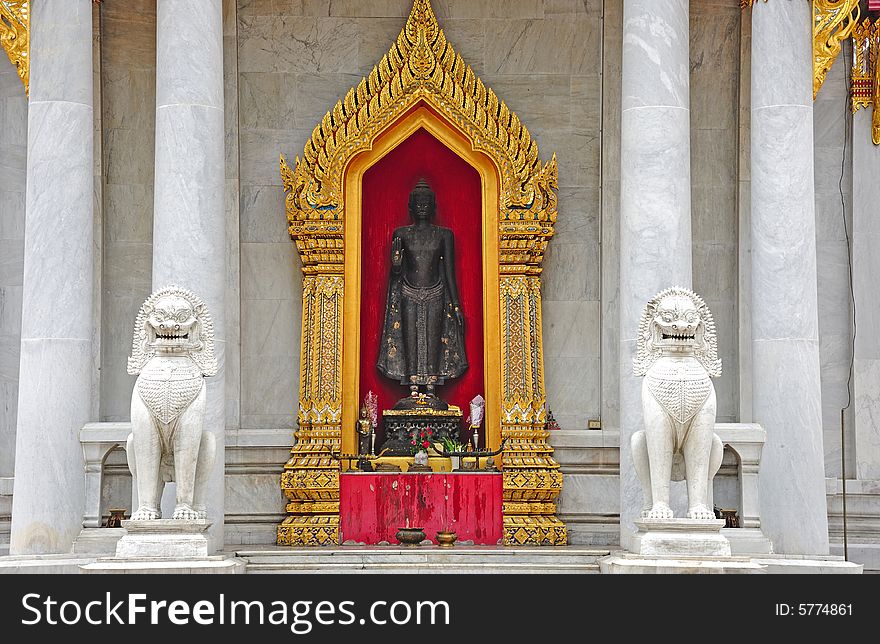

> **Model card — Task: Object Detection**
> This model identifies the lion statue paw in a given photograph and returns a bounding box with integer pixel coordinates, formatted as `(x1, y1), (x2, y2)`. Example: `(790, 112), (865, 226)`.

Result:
(171, 504), (201, 521)
(646, 502), (674, 520)
(687, 505), (715, 520)
(131, 507), (161, 521)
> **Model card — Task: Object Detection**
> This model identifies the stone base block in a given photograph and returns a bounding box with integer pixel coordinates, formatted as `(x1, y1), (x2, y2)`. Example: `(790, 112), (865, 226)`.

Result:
(73, 528), (125, 554)
(116, 519), (210, 559)
(632, 518), (730, 557)
(598, 552), (766, 574)
(724, 527), (773, 555)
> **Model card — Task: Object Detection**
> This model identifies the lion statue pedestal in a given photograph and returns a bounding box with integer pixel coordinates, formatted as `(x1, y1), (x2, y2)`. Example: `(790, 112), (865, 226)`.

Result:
(115, 519), (211, 559)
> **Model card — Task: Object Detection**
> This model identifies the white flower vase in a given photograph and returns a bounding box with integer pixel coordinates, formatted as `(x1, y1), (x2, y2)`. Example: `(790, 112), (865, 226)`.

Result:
(414, 450), (428, 467)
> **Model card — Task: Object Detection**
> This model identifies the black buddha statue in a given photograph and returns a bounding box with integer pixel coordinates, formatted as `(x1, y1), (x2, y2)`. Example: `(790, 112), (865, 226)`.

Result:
(376, 178), (468, 409)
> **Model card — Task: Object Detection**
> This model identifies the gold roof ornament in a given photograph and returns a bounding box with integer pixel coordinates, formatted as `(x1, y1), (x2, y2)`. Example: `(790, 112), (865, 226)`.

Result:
(0, 0), (28, 95)
(814, 0), (860, 99)
(281, 0), (557, 272)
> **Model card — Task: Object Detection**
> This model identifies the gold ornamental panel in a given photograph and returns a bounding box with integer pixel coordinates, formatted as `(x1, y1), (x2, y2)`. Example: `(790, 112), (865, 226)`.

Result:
(277, 516), (339, 547)
(278, 0), (565, 546)
(504, 516), (567, 547)
(852, 18), (880, 145)
(0, 0), (28, 94)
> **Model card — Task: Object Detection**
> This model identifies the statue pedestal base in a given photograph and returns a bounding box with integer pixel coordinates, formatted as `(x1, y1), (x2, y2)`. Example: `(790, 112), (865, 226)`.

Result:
(631, 518), (730, 557)
(380, 408), (462, 456)
(115, 519), (211, 559)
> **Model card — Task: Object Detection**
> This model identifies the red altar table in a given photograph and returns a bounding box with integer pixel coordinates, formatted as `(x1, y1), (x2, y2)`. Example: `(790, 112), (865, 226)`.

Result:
(340, 472), (503, 545)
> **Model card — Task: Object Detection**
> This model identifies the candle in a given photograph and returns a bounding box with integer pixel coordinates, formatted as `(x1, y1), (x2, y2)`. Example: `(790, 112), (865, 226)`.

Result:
(406, 517), (410, 528)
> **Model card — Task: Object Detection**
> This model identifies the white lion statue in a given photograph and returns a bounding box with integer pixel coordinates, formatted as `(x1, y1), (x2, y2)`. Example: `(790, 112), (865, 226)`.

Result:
(632, 287), (723, 521)
(126, 286), (217, 521)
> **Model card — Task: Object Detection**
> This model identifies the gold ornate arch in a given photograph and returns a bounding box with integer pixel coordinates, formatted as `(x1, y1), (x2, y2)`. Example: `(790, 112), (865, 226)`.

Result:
(277, 0), (566, 547)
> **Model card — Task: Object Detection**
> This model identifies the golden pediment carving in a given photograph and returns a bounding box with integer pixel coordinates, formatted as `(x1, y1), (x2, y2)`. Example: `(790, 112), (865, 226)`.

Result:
(281, 0), (557, 272)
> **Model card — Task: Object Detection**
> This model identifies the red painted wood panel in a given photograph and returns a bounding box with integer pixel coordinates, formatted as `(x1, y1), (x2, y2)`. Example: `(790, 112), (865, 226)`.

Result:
(340, 473), (503, 545)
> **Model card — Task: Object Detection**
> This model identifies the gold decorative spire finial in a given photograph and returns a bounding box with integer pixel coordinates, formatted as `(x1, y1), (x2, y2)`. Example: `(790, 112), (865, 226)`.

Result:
(0, 0), (29, 95)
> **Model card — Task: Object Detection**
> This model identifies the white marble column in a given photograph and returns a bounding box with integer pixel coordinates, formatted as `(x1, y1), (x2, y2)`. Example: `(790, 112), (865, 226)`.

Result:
(619, 0), (692, 548)
(853, 111), (880, 481)
(152, 0), (226, 550)
(9, 0), (94, 554)
(750, 0), (829, 555)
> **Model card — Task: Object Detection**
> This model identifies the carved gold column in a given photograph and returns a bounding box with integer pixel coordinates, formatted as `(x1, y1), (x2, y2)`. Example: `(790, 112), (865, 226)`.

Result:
(276, 168), (344, 546)
(499, 161), (567, 546)
(0, 0), (28, 94)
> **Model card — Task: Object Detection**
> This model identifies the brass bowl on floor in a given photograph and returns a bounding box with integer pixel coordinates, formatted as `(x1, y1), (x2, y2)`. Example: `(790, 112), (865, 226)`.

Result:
(436, 530), (457, 548)
(395, 527), (426, 546)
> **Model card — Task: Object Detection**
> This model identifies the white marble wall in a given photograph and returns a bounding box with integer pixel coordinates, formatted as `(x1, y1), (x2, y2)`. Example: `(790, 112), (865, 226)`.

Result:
(98, 0), (156, 422)
(814, 55), (854, 478)
(0, 56), (27, 478)
(224, 0), (242, 432)
(690, 0), (740, 422)
(600, 0), (622, 435)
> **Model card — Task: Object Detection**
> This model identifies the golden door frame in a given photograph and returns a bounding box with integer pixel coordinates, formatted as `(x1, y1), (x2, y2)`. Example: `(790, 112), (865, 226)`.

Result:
(341, 106), (501, 460)
(278, 0), (566, 546)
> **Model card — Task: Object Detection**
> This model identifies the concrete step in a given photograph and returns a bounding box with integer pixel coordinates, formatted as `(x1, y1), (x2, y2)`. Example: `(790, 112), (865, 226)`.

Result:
(234, 546), (609, 574)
